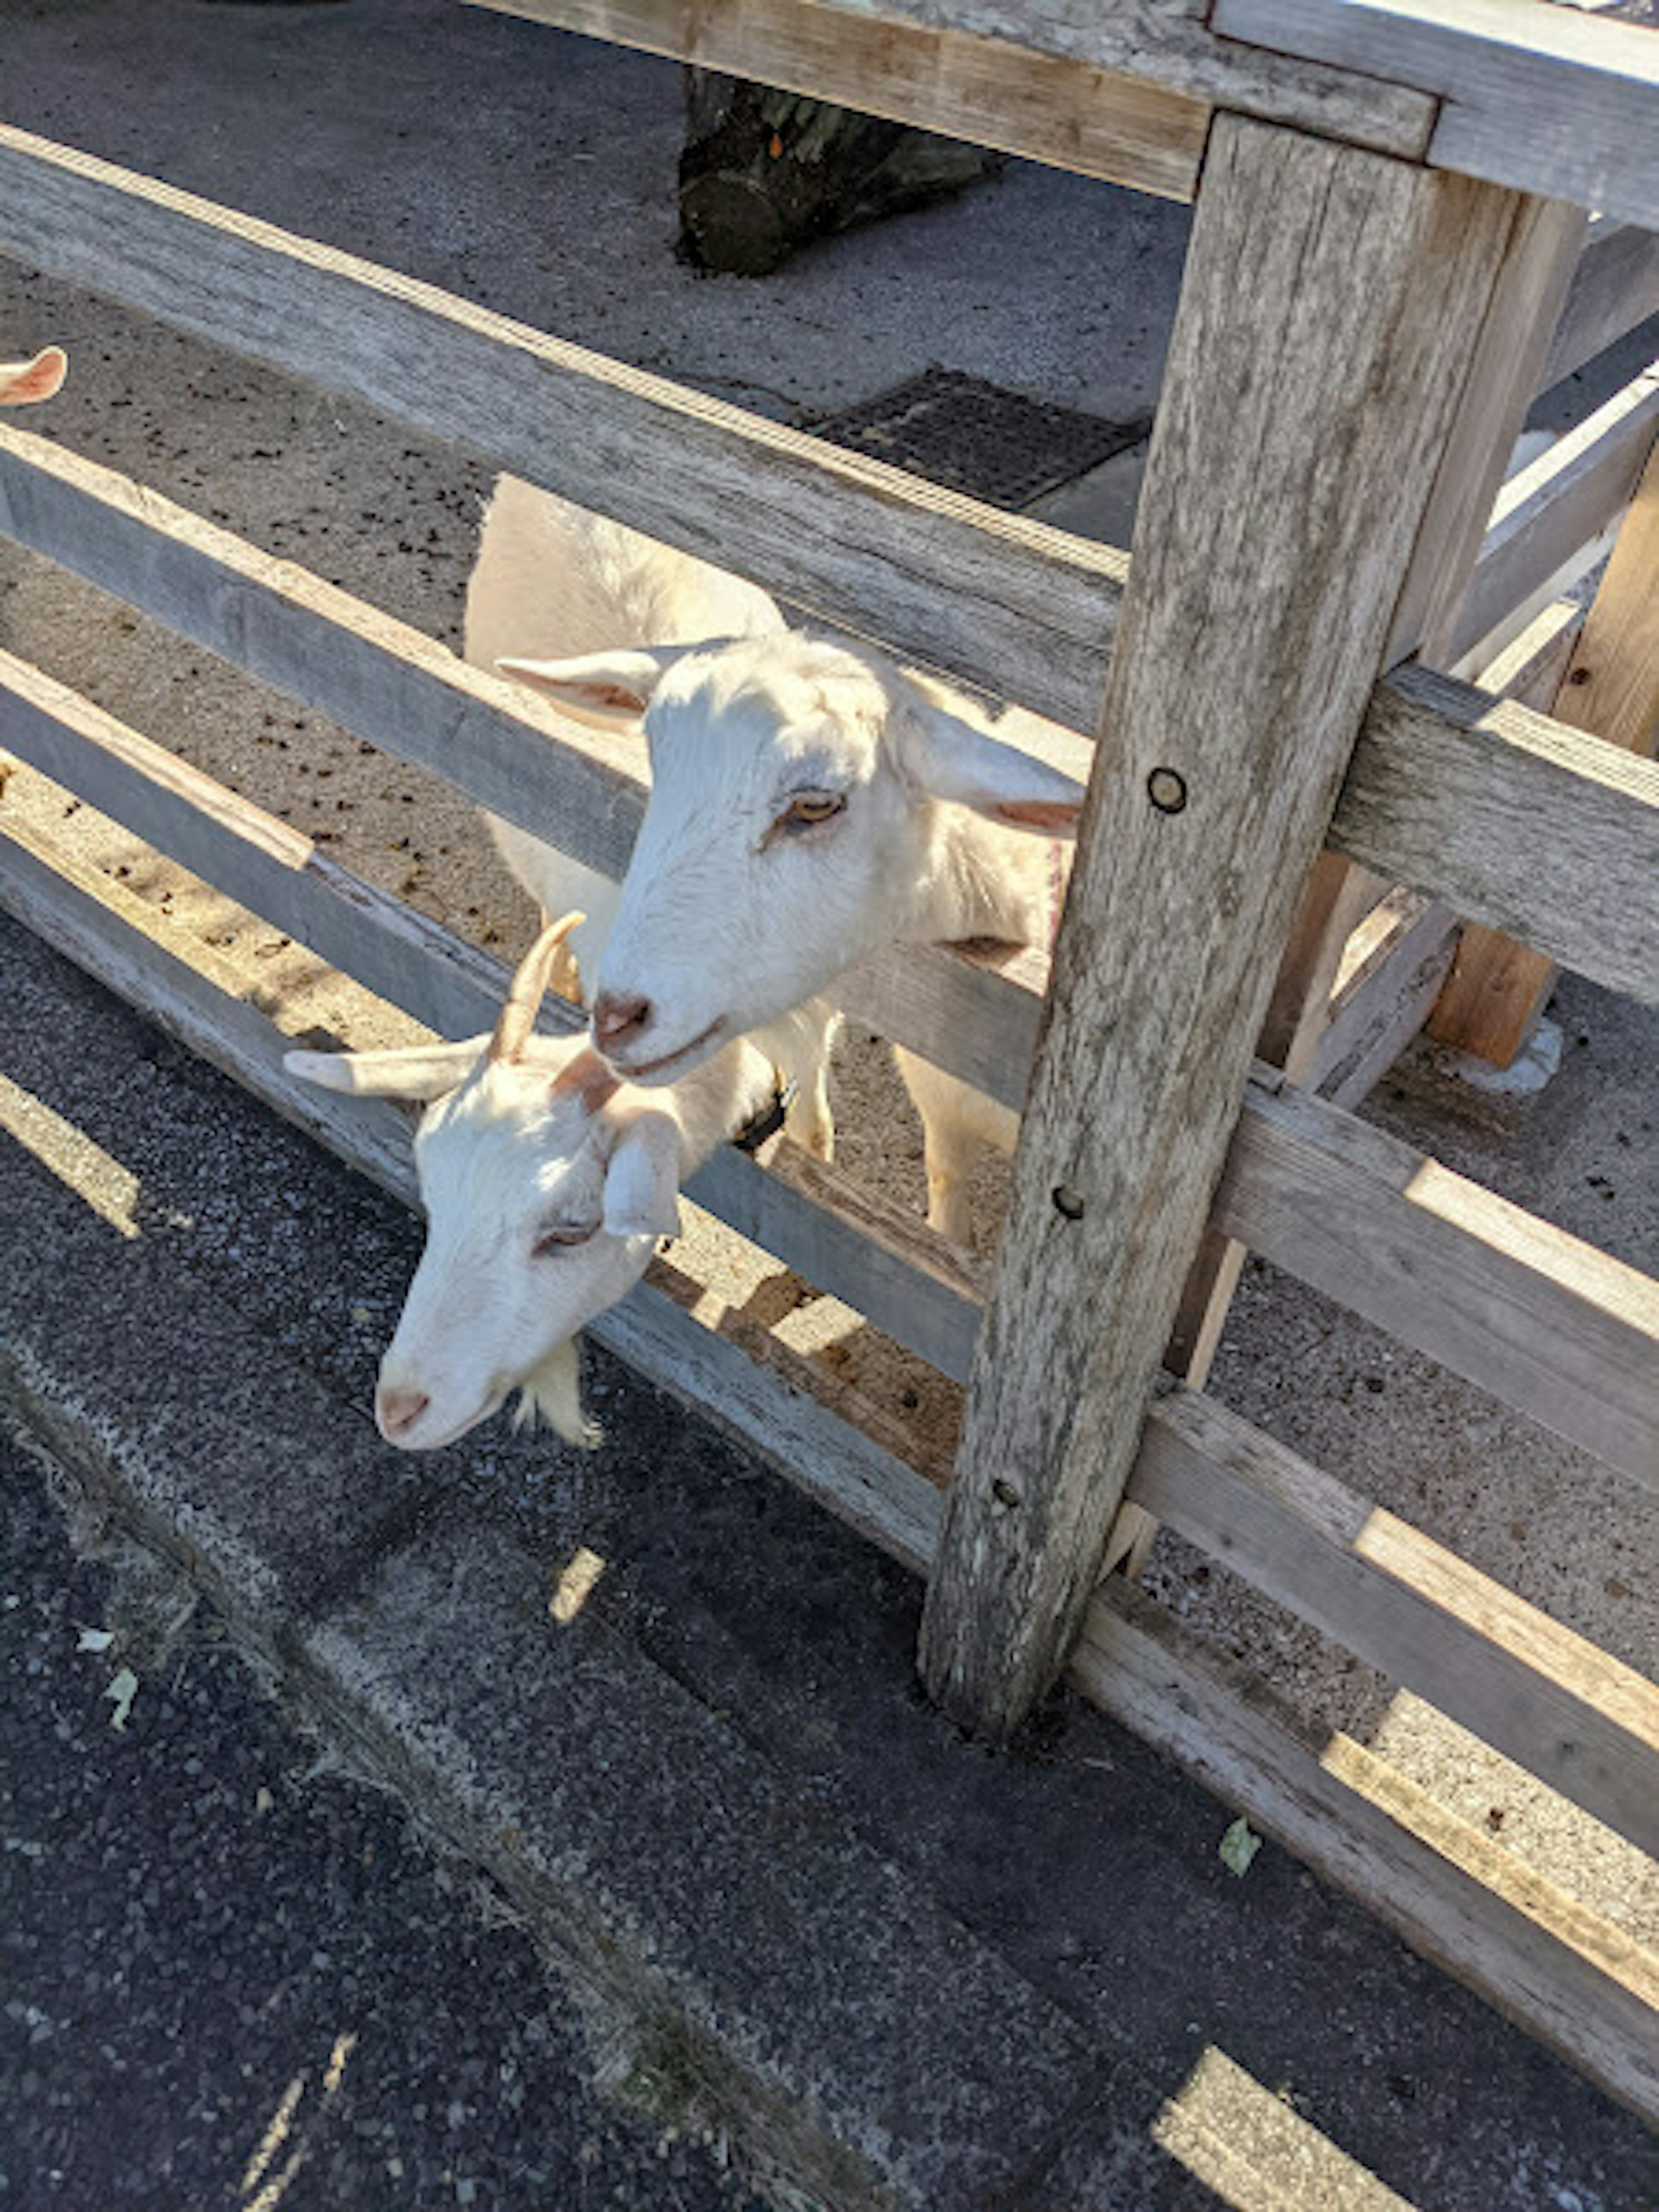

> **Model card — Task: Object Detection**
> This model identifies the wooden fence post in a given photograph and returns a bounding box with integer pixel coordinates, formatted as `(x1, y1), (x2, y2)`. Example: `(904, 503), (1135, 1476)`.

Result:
(919, 114), (1537, 1738)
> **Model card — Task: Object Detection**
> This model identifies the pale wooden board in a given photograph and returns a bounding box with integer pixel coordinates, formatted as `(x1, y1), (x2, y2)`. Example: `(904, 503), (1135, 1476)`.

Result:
(1309, 897), (1459, 1108)
(1130, 1386), (1659, 1857)
(794, 0), (1435, 154)
(1073, 1580), (1659, 2124)
(1386, 195), (1587, 670)
(1336, 662), (1659, 1004)
(1541, 219), (1659, 394)
(6, 813), (1653, 2122)
(0, 124), (1128, 733)
(1443, 368), (1659, 671)
(1216, 1076), (1659, 1491)
(920, 123), (1532, 1737)
(468, 0), (1208, 201)
(0, 657), (985, 1383)
(1212, 0), (1659, 228)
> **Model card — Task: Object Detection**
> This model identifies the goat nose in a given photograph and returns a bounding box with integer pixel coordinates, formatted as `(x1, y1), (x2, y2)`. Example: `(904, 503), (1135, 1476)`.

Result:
(376, 1385), (429, 1440)
(592, 992), (652, 1047)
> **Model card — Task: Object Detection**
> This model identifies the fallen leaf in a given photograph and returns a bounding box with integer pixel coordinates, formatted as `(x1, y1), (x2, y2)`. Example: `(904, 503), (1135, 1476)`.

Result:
(1218, 1816), (1261, 1878)
(76, 1627), (114, 1653)
(105, 1667), (139, 1732)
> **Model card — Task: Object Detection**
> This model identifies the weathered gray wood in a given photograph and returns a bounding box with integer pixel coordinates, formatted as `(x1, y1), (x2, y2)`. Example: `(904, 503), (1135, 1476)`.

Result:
(1386, 194), (1587, 671)
(1309, 895), (1458, 1109)
(0, 124), (1128, 731)
(0, 653), (988, 1380)
(0, 423), (650, 879)
(1442, 369), (1659, 673)
(1540, 219), (1659, 396)
(1212, 0), (1659, 229)
(470, 0), (1210, 202)
(1072, 1580), (1659, 2124)
(920, 121), (1531, 1737)
(1334, 663), (1659, 1004)
(1131, 1386), (1659, 1857)
(0, 815), (947, 1576)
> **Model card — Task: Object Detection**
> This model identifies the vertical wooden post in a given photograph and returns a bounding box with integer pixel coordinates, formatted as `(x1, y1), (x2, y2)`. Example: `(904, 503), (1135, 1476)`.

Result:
(920, 115), (1531, 1738)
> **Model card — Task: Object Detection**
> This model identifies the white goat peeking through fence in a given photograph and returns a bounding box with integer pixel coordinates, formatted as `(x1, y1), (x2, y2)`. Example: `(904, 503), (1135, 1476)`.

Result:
(501, 630), (1084, 1244)
(0, 346), (67, 406)
(284, 912), (788, 1452)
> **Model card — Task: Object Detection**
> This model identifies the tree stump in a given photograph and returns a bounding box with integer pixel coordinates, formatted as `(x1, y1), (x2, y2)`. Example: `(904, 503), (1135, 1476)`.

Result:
(679, 73), (1001, 277)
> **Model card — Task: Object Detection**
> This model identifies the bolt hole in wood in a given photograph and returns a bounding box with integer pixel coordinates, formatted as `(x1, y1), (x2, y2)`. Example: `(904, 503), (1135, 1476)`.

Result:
(1147, 766), (1189, 813)
(1052, 1185), (1087, 1220)
(992, 1480), (1023, 1511)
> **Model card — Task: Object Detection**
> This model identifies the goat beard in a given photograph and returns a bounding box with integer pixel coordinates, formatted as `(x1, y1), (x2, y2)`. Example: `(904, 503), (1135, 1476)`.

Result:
(512, 1337), (602, 1450)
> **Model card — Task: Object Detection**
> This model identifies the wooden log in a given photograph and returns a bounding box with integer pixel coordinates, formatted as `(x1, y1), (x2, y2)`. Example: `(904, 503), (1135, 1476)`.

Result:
(1211, 0), (1659, 229)
(1072, 1580), (1659, 2123)
(1130, 1386), (1659, 1857)
(1540, 218), (1659, 396)
(0, 124), (1128, 732)
(1428, 440), (1659, 1064)
(677, 72), (999, 275)
(919, 120), (1532, 1738)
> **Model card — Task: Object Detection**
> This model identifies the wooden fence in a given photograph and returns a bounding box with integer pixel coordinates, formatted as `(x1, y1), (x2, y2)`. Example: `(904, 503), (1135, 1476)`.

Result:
(1, 0), (1656, 2121)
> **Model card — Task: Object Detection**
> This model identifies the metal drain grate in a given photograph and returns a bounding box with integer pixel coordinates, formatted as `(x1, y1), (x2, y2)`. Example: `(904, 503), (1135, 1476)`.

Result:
(808, 367), (1151, 510)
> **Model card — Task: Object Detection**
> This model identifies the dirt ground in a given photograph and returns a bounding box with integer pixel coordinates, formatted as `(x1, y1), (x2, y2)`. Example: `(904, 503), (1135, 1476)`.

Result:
(2, 0), (1653, 1967)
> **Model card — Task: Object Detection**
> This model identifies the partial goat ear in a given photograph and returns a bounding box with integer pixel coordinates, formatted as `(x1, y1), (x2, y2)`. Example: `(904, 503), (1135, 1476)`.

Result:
(0, 346), (67, 407)
(496, 644), (696, 726)
(893, 681), (1085, 837)
(601, 1110), (683, 1239)
(283, 1039), (487, 1102)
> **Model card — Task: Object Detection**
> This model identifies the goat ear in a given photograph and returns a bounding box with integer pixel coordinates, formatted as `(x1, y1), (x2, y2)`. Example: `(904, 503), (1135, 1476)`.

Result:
(283, 1039), (487, 1102)
(893, 684), (1085, 837)
(496, 645), (692, 725)
(0, 346), (67, 407)
(601, 1110), (684, 1239)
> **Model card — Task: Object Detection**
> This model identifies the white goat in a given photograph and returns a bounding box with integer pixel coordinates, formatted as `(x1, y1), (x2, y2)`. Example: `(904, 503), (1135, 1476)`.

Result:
(464, 474), (839, 1160)
(499, 632), (1084, 1245)
(285, 913), (785, 1452)
(0, 347), (67, 407)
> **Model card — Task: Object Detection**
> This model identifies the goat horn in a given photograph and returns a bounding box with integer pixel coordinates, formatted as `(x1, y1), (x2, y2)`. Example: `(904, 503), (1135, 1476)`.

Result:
(489, 910), (585, 1065)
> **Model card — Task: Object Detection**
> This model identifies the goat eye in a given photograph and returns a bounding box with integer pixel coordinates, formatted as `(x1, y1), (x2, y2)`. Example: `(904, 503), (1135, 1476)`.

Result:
(776, 790), (846, 837)
(532, 1221), (596, 1258)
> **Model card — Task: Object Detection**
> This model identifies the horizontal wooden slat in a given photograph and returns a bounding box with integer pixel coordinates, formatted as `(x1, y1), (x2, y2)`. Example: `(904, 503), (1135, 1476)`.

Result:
(0, 655), (982, 1381)
(0, 124), (1127, 731)
(1211, 0), (1659, 229)
(1129, 1387), (1659, 1856)
(0, 816), (946, 1576)
(1445, 368), (1659, 670)
(1541, 220), (1659, 396)
(470, 0), (1208, 201)
(1215, 1074), (1659, 1492)
(1331, 663), (1659, 1004)
(1073, 1579), (1659, 2123)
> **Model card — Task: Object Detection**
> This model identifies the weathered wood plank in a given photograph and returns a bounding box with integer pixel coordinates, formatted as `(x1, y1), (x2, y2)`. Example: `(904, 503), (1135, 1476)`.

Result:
(0, 124), (1127, 731)
(1541, 219), (1659, 396)
(1072, 1580), (1659, 2123)
(1213, 1077), (1659, 1493)
(1386, 195), (1587, 670)
(1334, 662), (1659, 1006)
(920, 123), (1531, 1737)
(1429, 439), (1659, 1062)
(0, 814), (947, 1575)
(1442, 368), (1659, 674)
(1130, 1386), (1659, 1856)
(1212, 0), (1659, 228)
(1309, 895), (1458, 1109)
(468, 0), (1209, 201)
